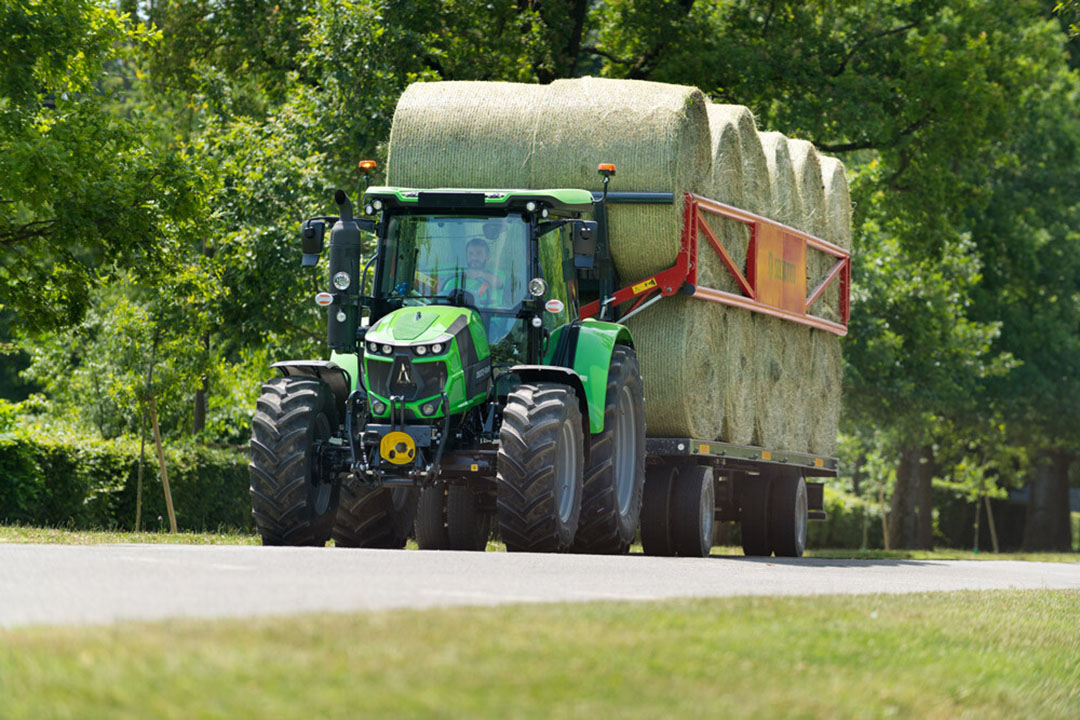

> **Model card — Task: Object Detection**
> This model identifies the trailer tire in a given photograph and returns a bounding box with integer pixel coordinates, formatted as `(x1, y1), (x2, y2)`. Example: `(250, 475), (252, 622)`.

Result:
(671, 465), (715, 557)
(572, 345), (646, 554)
(447, 485), (491, 551)
(640, 465), (677, 556)
(497, 383), (584, 552)
(740, 475), (772, 557)
(332, 482), (418, 549)
(249, 377), (341, 546)
(415, 484), (450, 550)
(769, 474), (808, 557)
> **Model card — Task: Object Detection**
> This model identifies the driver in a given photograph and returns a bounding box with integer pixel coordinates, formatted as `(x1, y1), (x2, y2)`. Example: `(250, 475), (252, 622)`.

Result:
(441, 237), (504, 303)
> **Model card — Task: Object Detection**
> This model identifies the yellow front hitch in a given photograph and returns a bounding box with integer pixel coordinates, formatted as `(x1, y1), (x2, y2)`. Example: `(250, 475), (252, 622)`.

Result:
(380, 431), (417, 465)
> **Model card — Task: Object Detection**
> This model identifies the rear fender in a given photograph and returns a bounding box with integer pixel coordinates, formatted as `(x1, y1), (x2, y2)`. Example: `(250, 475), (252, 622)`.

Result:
(564, 319), (633, 434)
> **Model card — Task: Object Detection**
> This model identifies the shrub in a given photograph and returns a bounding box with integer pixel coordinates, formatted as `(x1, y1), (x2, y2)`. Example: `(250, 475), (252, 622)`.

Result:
(0, 424), (251, 531)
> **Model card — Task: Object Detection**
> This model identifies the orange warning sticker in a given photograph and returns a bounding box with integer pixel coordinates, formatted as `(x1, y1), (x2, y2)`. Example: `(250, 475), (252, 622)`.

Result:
(632, 277), (658, 294)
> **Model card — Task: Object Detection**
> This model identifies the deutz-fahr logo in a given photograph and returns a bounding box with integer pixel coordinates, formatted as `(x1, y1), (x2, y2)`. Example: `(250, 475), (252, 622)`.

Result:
(397, 364), (413, 385)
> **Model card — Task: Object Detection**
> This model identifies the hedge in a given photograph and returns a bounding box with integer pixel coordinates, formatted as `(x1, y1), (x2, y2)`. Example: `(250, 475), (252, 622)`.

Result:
(0, 427), (251, 532)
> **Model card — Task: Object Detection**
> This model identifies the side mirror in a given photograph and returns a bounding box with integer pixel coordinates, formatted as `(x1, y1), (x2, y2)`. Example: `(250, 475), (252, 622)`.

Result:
(301, 220), (326, 267)
(573, 220), (598, 269)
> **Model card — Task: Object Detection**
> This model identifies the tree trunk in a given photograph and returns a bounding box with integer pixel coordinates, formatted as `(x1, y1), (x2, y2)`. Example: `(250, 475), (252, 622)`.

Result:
(1022, 450), (1074, 552)
(915, 445), (935, 550)
(888, 445), (920, 549)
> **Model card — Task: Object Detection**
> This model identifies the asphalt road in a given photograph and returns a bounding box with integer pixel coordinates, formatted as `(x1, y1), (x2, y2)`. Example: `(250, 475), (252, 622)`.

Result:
(2, 544), (1078, 628)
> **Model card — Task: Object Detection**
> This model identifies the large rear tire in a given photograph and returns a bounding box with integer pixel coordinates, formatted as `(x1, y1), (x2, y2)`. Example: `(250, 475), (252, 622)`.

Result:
(332, 482), (418, 549)
(769, 474), (808, 557)
(572, 345), (646, 554)
(415, 484), (450, 550)
(640, 464), (677, 557)
(671, 465), (715, 558)
(249, 377), (341, 546)
(740, 475), (772, 557)
(496, 383), (584, 552)
(447, 485), (491, 551)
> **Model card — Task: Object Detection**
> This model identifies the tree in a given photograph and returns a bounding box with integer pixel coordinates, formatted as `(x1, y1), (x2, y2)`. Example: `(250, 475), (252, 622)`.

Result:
(0, 0), (204, 332)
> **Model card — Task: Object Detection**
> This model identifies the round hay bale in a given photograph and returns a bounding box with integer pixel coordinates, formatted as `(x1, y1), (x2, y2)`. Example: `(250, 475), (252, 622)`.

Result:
(808, 329), (842, 456)
(821, 156), (853, 251)
(751, 314), (787, 448)
(703, 104), (756, 444)
(532, 77), (711, 282)
(758, 132), (804, 229)
(787, 139), (826, 239)
(626, 296), (724, 440)
(710, 105), (772, 216)
(387, 81), (546, 189)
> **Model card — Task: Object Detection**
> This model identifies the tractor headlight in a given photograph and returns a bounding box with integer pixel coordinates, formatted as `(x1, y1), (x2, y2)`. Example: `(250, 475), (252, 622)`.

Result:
(420, 402), (437, 417)
(415, 344), (427, 356)
(333, 271), (351, 290)
(430, 342), (444, 354)
(381, 344), (392, 355)
(372, 400), (387, 414)
(526, 201), (537, 212)
(368, 341), (378, 354)
(372, 199), (383, 210)
(529, 278), (547, 297)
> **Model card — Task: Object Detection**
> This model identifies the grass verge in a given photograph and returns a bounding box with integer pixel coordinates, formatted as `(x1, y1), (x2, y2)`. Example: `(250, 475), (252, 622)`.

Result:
(1, 590), (1078, 719)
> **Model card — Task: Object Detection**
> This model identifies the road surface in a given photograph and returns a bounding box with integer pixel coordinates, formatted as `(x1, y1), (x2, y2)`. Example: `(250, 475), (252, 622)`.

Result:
(2, 544), (1078, 627)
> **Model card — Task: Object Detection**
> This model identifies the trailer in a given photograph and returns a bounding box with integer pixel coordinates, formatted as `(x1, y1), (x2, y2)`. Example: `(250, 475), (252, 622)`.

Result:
(249, 157), (849, 557)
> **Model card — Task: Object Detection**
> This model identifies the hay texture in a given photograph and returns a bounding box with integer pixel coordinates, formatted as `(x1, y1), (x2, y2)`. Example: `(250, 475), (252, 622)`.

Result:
(388, 81), (546, 189)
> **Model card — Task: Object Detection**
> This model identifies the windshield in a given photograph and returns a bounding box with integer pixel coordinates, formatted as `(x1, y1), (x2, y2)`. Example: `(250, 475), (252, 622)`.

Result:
(380, 214), (528, 310)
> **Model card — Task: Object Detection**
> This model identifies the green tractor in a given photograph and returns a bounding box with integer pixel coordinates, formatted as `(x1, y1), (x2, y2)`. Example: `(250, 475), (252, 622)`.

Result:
(250, 167), (647, 553)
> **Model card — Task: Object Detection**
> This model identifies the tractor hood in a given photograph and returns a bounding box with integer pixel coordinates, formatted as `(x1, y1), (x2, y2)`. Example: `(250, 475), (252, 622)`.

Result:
(365, 305), (487, 351)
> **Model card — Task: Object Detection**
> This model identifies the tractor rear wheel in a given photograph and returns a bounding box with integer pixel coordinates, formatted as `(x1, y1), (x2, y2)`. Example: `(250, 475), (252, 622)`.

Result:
(572, 345), (646, 554)
(496, 383), (584, 552)
(447, 485), (491, 551)
(671, 465), (715, 558)
(415, 484), (450, 550)
(640, 464), (677, 556)
(769, 474), (808, 557)
(332, 482), (418, 548)
(740, 475), (772, 557)
(249, 377), (341, 546)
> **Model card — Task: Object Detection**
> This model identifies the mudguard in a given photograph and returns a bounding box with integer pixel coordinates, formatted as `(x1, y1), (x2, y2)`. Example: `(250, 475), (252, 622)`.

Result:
(271, 360), (353, 418)
(543, 319), (634, 434)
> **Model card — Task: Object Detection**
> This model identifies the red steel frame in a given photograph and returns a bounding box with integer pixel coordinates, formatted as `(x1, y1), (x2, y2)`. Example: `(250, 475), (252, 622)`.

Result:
(580, 193), (851, 336)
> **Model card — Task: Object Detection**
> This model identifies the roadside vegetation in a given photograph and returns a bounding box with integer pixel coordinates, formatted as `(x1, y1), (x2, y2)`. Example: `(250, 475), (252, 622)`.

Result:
(1, 590), (1077, 719)
(2, 1), (1079, 553)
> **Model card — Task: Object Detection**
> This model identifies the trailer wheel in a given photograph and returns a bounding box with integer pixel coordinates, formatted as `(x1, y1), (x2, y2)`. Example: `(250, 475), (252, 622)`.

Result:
(671, 465), (716, 558)
(497, 383), (584, 552)
(447, 485), (491, 551)
(573, 345), (646, 554)
(415, 484), (450, 550)
(332, 482), (418, 549)
(740, 475), (772, 557)
(640, 465), (677, 556)
(249, 377), (341, 546)
(769, 474), (808, 557)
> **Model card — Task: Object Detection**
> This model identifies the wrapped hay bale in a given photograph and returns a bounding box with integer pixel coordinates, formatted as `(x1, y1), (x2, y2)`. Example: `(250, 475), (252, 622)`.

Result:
(711, 105), (772, 216)
(387, 81), (546, 188)
(752, 132), (806, 449)
(807, 155), (851, 455)
(704, 104), (756, 443)
(531, 77), (711, 281)
(624, 296), (724, 439)
(808, 328), (842, 456)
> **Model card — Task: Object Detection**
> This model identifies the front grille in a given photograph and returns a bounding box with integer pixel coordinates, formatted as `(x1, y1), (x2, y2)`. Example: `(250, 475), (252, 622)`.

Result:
(365, 354), (447, 401)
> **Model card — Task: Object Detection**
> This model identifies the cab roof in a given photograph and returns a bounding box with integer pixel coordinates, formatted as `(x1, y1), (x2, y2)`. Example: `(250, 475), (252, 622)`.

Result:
(363, 186), (595, 214)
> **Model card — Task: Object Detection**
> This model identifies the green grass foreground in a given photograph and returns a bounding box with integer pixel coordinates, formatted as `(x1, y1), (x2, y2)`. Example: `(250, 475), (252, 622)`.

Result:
(1, 591), (1078, 719)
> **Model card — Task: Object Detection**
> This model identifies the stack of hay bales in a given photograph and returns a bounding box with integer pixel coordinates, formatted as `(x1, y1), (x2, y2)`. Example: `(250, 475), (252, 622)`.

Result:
(386, 79), (848, 452)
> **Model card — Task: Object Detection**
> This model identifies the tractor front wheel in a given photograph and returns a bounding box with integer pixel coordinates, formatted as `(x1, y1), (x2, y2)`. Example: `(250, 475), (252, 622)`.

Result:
(249, 377), (341, 546)
(496, 383), (584, 552)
